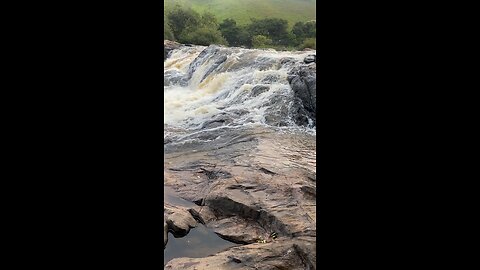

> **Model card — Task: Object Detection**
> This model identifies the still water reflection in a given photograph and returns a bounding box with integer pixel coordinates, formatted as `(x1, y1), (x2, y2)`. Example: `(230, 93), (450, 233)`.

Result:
(164, 224), (238, 265)
(164, 187), (238, 265)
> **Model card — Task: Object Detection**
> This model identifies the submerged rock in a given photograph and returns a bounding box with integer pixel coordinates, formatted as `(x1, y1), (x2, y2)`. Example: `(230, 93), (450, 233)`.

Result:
(250, 85), (270, 97)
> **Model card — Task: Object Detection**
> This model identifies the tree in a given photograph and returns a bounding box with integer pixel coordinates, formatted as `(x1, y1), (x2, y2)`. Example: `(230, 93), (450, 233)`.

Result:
(164, 4), (314, 50)
(164, 16), (174, 41)
(219, 18), (240, 46)
(247, 18), (289, 46)
(292, 22), (306, 39)
(304, 21), (316, 38)
(292, 20), (316, 44)
(237, 27), (252, 48)
(167, 5), (201, 41)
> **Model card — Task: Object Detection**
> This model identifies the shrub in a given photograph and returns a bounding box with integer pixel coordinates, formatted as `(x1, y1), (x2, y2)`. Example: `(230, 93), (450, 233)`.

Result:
(181, 27), (227, 46)
(299, 38), (316, 50)
(252, 35), (272, 48)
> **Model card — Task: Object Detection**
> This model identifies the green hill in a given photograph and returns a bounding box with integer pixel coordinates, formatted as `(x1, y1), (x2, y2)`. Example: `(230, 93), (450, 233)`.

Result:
(164, 0), (316, 26)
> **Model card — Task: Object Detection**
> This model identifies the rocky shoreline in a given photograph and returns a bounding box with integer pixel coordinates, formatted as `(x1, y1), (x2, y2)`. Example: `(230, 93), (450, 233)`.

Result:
(164, 41), (317, 269)
(163, 129), (316, 269)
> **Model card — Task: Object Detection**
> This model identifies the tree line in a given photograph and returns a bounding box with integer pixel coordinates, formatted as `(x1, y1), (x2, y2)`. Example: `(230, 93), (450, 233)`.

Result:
(164, 5), (316, 50)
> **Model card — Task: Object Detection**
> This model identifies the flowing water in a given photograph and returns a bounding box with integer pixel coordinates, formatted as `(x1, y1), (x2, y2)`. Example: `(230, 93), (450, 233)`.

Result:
(163, 45), (316, 264)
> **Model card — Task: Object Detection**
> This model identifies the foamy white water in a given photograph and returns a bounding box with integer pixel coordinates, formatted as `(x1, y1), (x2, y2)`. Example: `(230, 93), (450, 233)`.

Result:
(164, 45), (315, 131)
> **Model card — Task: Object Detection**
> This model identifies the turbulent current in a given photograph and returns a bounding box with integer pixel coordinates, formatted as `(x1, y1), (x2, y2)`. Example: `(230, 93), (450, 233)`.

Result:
(164, 44), (317, 268)
(164, 45), (316, 154)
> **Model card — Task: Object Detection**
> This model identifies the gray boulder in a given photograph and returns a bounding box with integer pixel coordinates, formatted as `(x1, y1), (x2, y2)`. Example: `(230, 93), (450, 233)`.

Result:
(288, 63), (316, 127)
(164, 70), (188, 87)
(304, 54), (316, 64)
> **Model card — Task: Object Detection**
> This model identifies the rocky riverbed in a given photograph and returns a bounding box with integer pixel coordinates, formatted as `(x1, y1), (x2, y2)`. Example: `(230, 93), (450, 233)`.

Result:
(164, 41), (316, 269)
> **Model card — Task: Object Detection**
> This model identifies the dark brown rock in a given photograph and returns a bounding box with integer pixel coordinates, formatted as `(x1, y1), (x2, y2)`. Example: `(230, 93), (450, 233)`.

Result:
(164, 40), (181, 60)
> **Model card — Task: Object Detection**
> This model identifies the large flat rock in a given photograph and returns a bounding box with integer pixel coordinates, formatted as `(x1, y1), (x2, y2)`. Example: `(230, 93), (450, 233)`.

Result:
(164, 130), (316, 268)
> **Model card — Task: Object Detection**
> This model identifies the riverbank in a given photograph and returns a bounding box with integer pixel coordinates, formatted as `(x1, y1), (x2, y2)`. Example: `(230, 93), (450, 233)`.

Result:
(163, 42), (317, 269)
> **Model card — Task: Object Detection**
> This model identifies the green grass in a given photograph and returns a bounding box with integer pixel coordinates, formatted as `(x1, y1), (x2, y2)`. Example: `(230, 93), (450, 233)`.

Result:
(164, 0), (316, 27)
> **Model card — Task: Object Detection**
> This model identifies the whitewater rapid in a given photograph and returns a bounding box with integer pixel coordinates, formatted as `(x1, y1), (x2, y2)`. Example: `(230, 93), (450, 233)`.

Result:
(164, 44), (316, 161)
(164, 45), (315, 129)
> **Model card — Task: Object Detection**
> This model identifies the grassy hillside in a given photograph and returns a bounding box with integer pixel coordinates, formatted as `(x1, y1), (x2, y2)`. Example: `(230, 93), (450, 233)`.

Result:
(164, 0), (316, 26)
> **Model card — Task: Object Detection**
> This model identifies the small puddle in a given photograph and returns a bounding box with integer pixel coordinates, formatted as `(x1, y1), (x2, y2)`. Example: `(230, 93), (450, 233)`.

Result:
(164, 187), (239, 266)
(164, 224), (238, 265)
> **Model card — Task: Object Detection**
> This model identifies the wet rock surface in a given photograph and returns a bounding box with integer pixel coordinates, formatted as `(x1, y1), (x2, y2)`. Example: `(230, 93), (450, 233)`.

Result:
(304, 54), (316, 64)
(164, 127), (316, 269)
(288, 61), (317, 127)
(165, 237), (316, 270)
(164, 40), (181, 60)
(164, 69), (188, 87)
(164, 204), (198, 240)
